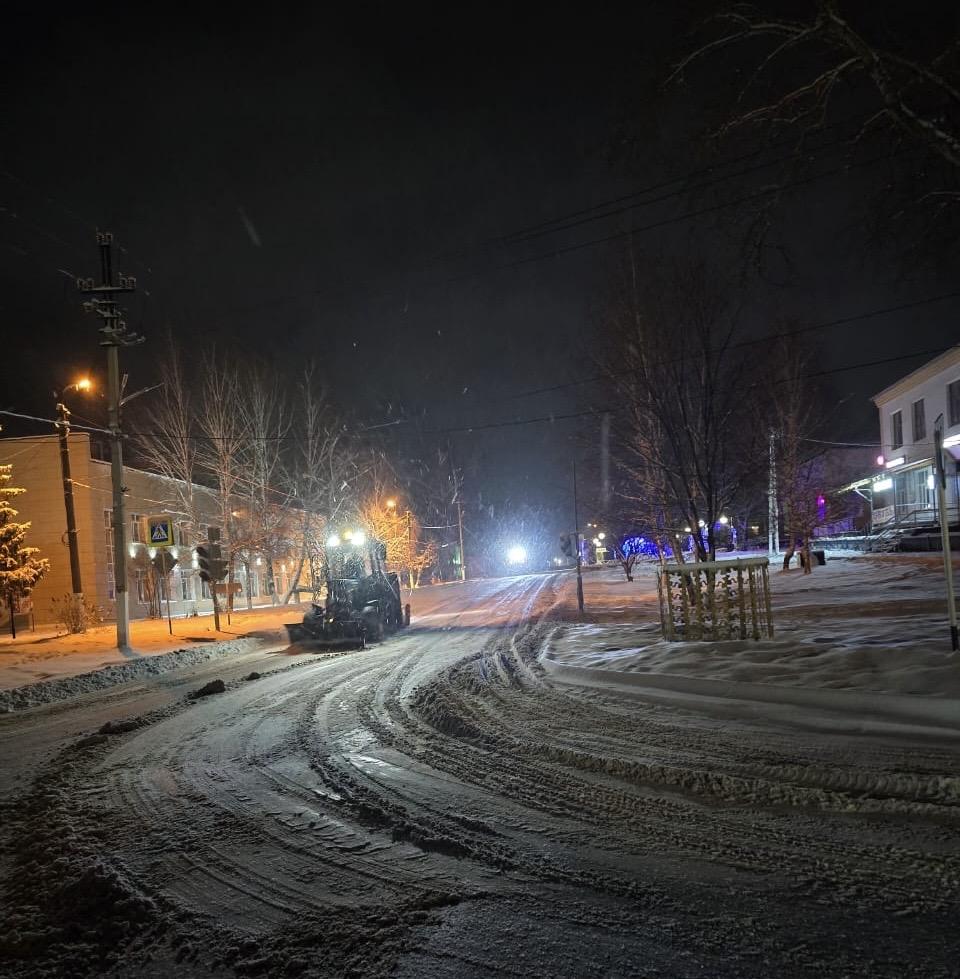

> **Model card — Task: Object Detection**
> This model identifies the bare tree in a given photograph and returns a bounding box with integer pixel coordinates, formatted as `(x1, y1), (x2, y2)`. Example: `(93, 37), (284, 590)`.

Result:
(195, 352), (249, 607)
(674, 2), (960, 173)
(232, 367), (292, 605)
(669, 0), (960, 259)
(602, 252), (764, 563)
(282, 368), (362, 603)
(133, 340), (205, 539)
(764, 337), (867, 571)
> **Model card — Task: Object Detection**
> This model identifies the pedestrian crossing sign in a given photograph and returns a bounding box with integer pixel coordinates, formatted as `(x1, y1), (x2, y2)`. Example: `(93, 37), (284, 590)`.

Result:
(148, 516), (174, 547)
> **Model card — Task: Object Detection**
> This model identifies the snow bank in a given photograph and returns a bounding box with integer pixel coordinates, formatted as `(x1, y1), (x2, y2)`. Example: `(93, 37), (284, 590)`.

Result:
(0, 637), (259, 712)
(547, 555), (960, 703)
(547, 622), (960, 698)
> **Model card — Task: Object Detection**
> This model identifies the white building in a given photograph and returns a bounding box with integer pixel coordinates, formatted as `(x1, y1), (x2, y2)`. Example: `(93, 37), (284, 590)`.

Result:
(869, 345), (960, 531)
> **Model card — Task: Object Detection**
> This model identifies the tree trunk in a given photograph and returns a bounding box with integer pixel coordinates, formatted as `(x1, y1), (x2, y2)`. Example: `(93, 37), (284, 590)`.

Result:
(282, 547), (308, 606)
(244, 560), (253, 611)
(9, 600), (16, 639)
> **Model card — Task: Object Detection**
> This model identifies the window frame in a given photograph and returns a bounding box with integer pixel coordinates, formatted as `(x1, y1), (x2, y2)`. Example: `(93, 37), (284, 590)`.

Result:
(890, 410), (903, 450)
(911, 398), (926, 443)
(948, 378), (960, 428)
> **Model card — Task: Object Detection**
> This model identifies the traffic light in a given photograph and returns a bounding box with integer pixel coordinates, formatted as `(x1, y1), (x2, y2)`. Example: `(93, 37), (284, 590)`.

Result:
(196, 544), (227, 583)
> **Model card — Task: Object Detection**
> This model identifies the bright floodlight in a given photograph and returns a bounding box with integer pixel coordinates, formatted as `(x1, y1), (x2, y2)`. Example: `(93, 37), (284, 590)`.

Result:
(352, 530), (366, 546)
(719, 515), (729, 525)
(506, 545), (527, 564)
(75, 377), (92, 391)
(326, 534), (341, 548)
(598, 532), (605, 540)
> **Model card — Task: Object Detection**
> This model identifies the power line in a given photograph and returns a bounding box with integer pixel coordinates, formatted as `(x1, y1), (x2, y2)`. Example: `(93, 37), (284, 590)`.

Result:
(445, 116), (863, 257)
(510, 292), (960, 400)
(4, 344), (951, 444)
(461, 149), (914, 288)
(481, 134), (861, 252)
(420, 344), (953, 436)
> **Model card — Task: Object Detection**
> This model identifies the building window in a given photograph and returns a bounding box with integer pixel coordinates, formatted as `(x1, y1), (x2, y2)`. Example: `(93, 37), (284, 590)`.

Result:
(130, 513), (142, 543)
(912, 399), (926, 442)
(136, 571), (150, 604)
(949, 379), (960, 428)
(180, 572), (191, 602)
(891, 410), (903, 450)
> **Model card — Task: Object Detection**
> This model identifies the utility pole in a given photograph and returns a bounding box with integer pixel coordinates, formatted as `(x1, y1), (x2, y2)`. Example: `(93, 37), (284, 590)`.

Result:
(934, 416), (958, 650)
(456, 498), (466, 581)
(407, 509), (415, 590)
(78, 232), (142, 651)
(573, 458), (585, 617)
(55, 400), (83, 595)
(767, 429), (780, 556)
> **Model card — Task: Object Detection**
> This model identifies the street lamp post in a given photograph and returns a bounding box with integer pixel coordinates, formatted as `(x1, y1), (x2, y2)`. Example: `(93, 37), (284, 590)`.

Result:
(54, 378), (92, 596)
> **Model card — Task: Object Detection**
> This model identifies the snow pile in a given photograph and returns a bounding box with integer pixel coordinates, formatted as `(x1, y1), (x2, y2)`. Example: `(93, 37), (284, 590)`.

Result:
(546, 556), (960, 700)
(0, 637), (259, 712)
(547, 621), (960, 698)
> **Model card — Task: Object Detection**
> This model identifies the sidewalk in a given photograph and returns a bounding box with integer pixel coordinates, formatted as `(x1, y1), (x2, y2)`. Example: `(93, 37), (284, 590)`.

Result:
(0, 603), (307, 692)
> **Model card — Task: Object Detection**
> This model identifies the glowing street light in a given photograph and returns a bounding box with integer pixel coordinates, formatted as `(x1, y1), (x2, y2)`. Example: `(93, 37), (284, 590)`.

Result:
(506, 545), (527, 565)
(386, 498), (397, 509)
(719, 515), (729, 525)
(326, 534), (341, 548)
(352, 530), (366, 546)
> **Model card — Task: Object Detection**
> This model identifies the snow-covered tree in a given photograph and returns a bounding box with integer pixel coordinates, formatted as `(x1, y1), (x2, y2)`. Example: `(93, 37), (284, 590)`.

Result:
(0, 465), (49, 638)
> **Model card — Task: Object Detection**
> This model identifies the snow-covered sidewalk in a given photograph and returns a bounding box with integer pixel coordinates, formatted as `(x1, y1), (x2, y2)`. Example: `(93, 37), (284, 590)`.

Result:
(0, 603), (307, 695)
(544, 554), (960, 730)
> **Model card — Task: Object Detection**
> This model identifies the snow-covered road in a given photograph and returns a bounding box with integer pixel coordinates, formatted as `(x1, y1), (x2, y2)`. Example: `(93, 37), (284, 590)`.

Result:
(1, 569), (959, 977)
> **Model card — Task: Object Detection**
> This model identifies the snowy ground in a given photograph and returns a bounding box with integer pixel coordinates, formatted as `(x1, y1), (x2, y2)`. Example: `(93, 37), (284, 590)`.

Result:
(0, 603), (308, 695)
(549, 554), (960, 698)
(1, 565), (959, 977)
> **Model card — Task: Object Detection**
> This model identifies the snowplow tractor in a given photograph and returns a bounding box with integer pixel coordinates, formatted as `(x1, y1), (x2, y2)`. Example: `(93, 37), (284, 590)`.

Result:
(285, 536), (409, 651)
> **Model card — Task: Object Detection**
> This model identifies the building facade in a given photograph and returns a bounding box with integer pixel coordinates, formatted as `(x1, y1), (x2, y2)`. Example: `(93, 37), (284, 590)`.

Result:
(868, 346), (960, 531)
(0, 433), (309, 626)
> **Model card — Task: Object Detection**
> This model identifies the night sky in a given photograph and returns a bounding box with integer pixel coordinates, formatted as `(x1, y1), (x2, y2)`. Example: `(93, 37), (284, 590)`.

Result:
(3, 4), (958, 540)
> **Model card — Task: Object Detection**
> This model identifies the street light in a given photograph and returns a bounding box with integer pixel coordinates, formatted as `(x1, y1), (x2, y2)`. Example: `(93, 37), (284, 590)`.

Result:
(54, 378), (94, 596)
(506, 545), (527, 565)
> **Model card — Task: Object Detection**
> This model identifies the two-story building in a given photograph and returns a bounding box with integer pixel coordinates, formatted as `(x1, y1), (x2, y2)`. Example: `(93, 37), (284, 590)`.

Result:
(868, 345), (960, 534)
(0, 433), (311, 626)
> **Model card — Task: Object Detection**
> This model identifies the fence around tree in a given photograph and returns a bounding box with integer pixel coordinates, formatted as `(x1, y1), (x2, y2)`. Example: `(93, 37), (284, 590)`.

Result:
(657, 556), (774, 642)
